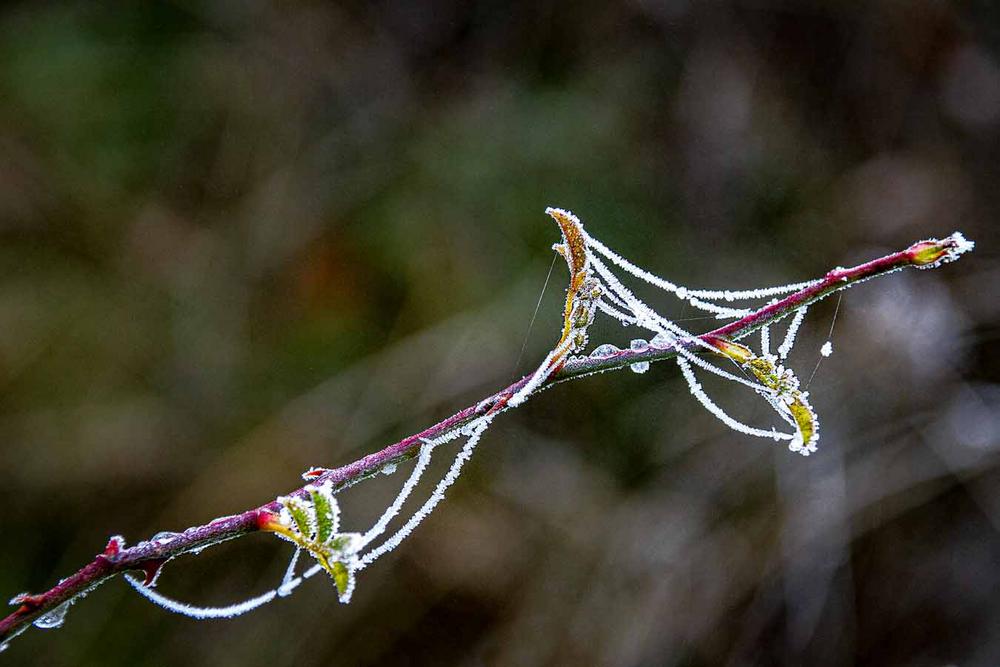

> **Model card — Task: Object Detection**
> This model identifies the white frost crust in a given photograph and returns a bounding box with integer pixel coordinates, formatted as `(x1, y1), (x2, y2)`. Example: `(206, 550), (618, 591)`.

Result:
(356, 415), (494, 571)
(125, 575), (277, 619)
(359, 442), (435, 548)
(777, 306), (808, 360)
(583, 230), (815, 303)
(677, 356), (792, 441)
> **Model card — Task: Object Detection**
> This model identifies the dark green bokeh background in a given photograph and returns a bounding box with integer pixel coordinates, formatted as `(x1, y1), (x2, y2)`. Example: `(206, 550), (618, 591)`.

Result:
(1, 1), (999, 665)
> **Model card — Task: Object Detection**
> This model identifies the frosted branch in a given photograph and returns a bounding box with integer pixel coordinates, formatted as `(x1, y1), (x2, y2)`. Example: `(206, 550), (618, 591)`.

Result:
(0, 216), (973, 652)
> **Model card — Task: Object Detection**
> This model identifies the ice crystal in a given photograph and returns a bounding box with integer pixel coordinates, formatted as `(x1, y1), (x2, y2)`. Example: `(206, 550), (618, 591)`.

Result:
(820, 341), (833, 357)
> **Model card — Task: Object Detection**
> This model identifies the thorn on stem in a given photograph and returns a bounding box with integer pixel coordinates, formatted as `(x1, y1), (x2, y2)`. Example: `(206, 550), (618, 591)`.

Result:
(9, 593), (45, 612)
(139, 559), (167, 587)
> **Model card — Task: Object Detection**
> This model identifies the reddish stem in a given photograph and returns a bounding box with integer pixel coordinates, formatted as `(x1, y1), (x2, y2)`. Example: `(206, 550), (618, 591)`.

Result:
(0, 233), (969, 647)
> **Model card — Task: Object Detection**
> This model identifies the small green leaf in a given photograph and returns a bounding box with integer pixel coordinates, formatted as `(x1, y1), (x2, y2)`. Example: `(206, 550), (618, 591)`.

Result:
(309, 485), (337, 544)
(282, 497), (313, 539)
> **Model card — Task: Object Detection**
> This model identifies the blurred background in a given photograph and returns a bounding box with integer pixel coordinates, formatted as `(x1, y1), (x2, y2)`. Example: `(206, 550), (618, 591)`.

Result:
(1, 1), (998, 665)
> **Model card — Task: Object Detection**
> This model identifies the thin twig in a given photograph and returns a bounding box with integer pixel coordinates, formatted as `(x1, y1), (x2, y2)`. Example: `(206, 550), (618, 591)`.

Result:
(0, 232), (970, 647)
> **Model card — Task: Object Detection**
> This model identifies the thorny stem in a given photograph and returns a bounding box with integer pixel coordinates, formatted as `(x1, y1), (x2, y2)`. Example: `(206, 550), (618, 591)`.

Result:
(0, 233), (970, 647)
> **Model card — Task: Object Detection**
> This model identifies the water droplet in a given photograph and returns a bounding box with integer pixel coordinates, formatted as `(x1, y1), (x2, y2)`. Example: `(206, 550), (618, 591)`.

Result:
(630, 338), (648, 352)
(650, 332), (672, 347)
(152, 531), (181, 544)
(630, 361), (650, 374)
(590, 344), (619, 357)
(381, 462), (397, 476)
(33, 602), (69, 629)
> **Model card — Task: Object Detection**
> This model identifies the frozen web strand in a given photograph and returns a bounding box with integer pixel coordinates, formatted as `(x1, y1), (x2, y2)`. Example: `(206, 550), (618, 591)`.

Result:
(587, 255), (770, 393)
(356, 416), (494, 571)
(599, 280), (646, 324)
(277, 547), (302, 597)
(588, 250), (776, 380)
(582, 231), (815, 302)
(596, 299), (638, 326)
(761, 325), (771, 356)
(588, 244), (750, 318)
(589, 256), (764, 390)
(588, 254), (682, 337)
(777, 306), (809, 359)
(583, 240), (815, 453)
(589, 254), (717, 357)
(508, 339), (572, 408)
(125, 575), (277, 620)
(590, 254), (807, 444)
(643, 319), (764, 393)
(584, 230), (815, 302)
(673, 340), (772, 393)
(301, 563), (323, 580)
(676, 356), (793, 442)
(283, 560), (325, 586)
(359, 441), (435, 549)
(355, 419), (491, 571)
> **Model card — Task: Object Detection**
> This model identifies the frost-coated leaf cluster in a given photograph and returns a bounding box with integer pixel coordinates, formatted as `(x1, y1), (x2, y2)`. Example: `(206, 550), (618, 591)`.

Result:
(270, 482), (362, 603)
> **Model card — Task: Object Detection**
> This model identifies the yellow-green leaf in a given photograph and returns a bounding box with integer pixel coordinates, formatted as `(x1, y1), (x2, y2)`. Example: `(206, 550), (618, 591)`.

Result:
(332, 561), (350, 599)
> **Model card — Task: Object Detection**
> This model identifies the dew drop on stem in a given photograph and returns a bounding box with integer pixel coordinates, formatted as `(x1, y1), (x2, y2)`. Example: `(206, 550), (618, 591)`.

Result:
(32, 602), (69, 630)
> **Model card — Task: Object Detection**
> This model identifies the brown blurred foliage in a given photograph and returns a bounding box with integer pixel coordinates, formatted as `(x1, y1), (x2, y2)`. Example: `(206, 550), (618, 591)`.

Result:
(1, 1), (999, 665)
